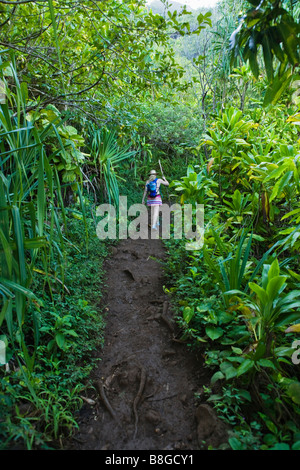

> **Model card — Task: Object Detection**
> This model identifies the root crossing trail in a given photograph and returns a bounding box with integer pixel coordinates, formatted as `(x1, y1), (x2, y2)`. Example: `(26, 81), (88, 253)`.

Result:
(67, 234), (228, 450)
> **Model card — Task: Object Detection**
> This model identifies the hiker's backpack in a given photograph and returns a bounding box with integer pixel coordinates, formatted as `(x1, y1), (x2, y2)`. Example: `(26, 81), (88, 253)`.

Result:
(147, 178), (158, 197)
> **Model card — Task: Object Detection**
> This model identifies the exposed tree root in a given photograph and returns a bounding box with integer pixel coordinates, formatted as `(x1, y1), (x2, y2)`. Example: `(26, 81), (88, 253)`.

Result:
(96, 380), (118, 422)
(161, 301), (175, 333)
(133, 367), (147, 439)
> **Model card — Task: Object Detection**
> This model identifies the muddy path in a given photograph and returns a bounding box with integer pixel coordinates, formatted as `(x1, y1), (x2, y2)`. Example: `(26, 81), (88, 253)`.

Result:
(66, 229), (228, 451)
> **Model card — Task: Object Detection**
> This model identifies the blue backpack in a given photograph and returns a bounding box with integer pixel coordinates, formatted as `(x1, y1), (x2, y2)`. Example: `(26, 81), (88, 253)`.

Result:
(147, 178), (158, 197)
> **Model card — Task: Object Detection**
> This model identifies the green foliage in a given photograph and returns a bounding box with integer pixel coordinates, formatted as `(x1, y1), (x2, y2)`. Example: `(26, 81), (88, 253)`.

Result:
(1, 0), (300, 452)
(170, 164), (218, 204)
(223, 189), (254, 223)
(201, 106), (254, 157)
(0, 207), (109, 449)
(229, 258), (300, 341)
(164, 93), (300, 449)
(0, 55), (66, 374)
(0, 53), (112, 449)
(90, 128), (136, 208)
(200, 106), (255, 197)
(0, 0), (212, 126)
(203, 229), (254, 301)
(138, 98), (203, 161)
(230, 0), (300, 105)
(29, 107), (87, 184)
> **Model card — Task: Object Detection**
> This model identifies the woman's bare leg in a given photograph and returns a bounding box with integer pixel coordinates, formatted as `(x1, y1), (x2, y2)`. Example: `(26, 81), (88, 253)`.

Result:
(151, 205), (159, 229)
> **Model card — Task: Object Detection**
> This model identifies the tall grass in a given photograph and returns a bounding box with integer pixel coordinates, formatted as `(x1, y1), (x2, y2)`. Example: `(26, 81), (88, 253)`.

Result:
(0, 52), (70, 375)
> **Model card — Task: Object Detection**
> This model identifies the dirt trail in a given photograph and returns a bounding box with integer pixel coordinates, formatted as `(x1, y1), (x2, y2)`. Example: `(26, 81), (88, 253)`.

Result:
(66, 230), (228, 450)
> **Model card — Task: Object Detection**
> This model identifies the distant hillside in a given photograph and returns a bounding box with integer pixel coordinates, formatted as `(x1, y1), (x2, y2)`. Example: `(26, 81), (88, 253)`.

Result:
(146, 1), (194, 15)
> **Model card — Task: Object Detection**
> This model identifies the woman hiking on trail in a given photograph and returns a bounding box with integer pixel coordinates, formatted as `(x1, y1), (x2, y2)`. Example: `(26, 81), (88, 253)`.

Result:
(142, 169), (169, 230)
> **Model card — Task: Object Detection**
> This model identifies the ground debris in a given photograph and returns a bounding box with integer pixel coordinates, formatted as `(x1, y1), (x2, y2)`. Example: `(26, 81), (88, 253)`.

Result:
(65, 236), (215, 450)
(80, 396), (96, 406)
(133, 367), (147, 439)
(95, 380), (118, 422)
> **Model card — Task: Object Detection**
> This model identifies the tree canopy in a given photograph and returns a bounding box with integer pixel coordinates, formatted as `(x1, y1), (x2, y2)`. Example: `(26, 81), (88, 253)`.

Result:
(0, 0), (211, 125)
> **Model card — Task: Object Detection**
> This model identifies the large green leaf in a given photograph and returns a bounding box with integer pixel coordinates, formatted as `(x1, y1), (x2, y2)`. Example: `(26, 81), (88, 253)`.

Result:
(263, 68), (293, 106)
(248, 282), (268, 305)
(262, 34), (274, 82)
(266, 276), (287, 302)
(237, 358), (255, 377)
(205, 326), (224, 340)
(270, 170), (293, 202)
(183, 306), (195, 324)
(287, 382), (300, 405)
(0, 278), (42, 303)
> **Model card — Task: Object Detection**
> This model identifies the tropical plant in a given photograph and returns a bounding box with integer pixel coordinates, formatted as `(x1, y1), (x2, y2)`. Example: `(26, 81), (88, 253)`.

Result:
(226, 258), (300, 358)
(230, 0), (300, 106)
(229, 63), (254, 111)
(170, 164), (218, 205)
(200, 106), (255, 198)
(90, 129), (136, 208)
(27, 105), (87, 184)
(0, 54), (86, 378)
(223, 189), (254, 224)
(203, 229), (254, 307)
(262, 144), (300, 203)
